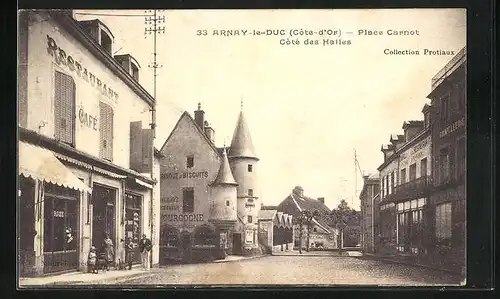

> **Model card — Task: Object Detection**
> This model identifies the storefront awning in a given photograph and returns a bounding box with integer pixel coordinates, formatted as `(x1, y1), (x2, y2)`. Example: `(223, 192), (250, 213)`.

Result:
(19, 141), (92, 193)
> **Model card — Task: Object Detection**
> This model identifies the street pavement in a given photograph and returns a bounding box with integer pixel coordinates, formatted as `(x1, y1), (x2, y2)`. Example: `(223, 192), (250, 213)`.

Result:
(113, 255), (464, 286)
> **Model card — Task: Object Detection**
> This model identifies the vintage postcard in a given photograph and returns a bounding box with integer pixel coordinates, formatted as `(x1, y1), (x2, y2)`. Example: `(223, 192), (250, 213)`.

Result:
(17, 8), (466, 287)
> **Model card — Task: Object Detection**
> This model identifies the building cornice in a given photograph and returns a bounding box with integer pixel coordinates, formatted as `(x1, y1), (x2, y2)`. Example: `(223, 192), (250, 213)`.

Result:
(50, 11), (155, 107)
(377, 127), (431, 171)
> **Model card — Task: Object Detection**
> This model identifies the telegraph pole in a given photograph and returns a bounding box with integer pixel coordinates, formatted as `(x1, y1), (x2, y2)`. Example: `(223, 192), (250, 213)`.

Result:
(144, 9), (165, 138)
(144, 9), (165, 268)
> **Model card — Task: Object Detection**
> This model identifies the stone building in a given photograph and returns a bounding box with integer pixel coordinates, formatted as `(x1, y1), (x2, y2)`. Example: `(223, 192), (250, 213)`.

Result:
(377, 106), (433, 255)
(18, 10), (161, 277)
(277, 187), (338, 250)
(158, 104), (262, 263)
(359, 173), (380, 253)
(427, 47), (466, 272)
(257, 209), (294, 253)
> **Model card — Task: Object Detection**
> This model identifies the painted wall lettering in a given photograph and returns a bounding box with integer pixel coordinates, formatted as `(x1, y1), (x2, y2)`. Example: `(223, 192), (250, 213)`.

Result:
(440, 117), (465, 138)
(161, 196), (179, 203)
(161, 205), (180, 211)
(161, 171), (209, 180)
(46, 35), (119, 103)
(161, 214), (205, 222)
(78, 108), (98, 130)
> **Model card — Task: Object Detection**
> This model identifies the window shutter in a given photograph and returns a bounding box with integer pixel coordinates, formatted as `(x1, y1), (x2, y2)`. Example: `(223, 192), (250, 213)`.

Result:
(129, 121), (143, 172)
(141, 128), (153, 173)
(54, 71), (75, 145)
(99, 102), (114, 161)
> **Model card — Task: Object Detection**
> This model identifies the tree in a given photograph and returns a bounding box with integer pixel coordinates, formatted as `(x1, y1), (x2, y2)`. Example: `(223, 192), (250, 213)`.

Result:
(295, 209), (319, 253)
(329, 199), (351, 253)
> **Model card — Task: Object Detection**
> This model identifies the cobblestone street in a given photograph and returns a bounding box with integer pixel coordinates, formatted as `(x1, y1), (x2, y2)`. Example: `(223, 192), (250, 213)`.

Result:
(115, 255), (463, 286)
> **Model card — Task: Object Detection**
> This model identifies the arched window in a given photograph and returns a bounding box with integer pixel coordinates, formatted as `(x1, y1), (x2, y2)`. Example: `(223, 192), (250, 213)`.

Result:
(194, 225), (217, 246)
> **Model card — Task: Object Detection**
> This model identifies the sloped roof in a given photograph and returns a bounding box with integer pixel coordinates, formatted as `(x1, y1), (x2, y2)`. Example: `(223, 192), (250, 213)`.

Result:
(228, 111), (258, 160)
(278, 193), (335, 234)
(257, 209), (277, 220)
(212, 147), (238, 186)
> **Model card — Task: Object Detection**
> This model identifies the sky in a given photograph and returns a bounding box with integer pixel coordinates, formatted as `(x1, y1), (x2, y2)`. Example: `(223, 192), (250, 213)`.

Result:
(74, 9), (466, 210)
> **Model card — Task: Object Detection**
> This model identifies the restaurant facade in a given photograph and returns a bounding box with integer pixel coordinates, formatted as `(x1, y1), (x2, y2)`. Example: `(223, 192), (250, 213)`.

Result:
(18, 10), (161, 277)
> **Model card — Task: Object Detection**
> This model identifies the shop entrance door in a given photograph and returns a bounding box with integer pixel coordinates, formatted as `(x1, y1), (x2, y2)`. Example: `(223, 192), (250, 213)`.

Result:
(18, 177), (36, 277)
(92, 185), (116, 256)
(232, 233), (242, 255)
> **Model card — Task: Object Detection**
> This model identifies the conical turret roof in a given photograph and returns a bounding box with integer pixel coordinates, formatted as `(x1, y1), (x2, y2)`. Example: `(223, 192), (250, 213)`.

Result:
(213, 147), (238, 186)
(229, 110), (258, 159)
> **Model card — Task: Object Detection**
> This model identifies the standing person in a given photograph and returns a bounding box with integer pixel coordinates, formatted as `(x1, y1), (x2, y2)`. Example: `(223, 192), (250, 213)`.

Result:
(125, 237), (134, 270)
(139, 234), (152, 271)
(103, 232), (114, 270)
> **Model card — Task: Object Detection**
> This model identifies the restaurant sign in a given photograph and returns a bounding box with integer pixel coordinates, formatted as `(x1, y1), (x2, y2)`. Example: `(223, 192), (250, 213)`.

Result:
(46, 35), (119, 103)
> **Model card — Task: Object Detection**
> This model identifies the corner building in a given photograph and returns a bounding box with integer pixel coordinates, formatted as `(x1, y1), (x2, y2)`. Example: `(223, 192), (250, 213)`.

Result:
(18, 10), (161, 277)
(158, 105), (261, 264)
(427, 47), (466, 273)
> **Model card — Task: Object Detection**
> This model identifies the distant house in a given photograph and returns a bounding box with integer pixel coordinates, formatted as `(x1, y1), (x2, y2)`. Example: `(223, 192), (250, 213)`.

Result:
(277, 186), (338, 250)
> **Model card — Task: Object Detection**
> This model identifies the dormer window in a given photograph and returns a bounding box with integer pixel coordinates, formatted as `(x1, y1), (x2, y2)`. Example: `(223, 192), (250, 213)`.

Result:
(424, 112), (430, 128)
(131, 63), (139, 81)
(100, 30), (112, 54)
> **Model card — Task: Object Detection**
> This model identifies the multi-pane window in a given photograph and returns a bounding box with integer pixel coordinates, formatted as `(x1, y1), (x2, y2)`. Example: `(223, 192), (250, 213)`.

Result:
(440, 93), (450, 122)
(43, 195), (78, 253)
(54, 71), (75, 146)
(420, 158), (428, 177)
(409, 163), (417, 181)
(182, 188), (194, 213)
(99, 102), (114, 161)
(439, 147), (450, 184)
(435, 202), (452, 244)
(457, 138), (466, 181)
(400, 168), (406, 184)
(186, 156), (194, 168)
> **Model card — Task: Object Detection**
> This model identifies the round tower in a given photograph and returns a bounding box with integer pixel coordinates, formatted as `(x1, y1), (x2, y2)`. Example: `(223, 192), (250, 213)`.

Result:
(228, 105), (260, 253)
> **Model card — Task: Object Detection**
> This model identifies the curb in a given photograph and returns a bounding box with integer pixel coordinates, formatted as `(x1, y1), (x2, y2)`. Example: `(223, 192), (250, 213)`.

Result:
(355, 255), (463, 276)
(213, 254), (269, 263)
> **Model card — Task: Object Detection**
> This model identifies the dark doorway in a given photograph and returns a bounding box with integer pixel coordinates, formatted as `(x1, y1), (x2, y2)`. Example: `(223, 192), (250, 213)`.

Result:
(180, 231), (191, 262)
(19, 177), (36, 277)
(232, 233), (242, 255)
(92, 185), (116, 254)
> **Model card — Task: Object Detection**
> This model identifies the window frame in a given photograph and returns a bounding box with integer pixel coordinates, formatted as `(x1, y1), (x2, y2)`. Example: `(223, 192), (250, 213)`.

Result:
(248, 164), (253, 172)
(182, 188), (195, 213)
(186, 156), (194, 169)
(54, 71), (76, 147)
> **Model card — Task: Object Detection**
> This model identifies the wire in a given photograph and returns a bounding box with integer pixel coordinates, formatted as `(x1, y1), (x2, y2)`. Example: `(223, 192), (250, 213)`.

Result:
(74, 12), (154, 17)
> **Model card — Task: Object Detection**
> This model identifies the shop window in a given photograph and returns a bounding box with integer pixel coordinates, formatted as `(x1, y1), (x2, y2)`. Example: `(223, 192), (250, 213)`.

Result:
(43, 195), (78, 253)
(99, 102), (114, 161)
(409, 163), (417, 181)
(54, 71), (75, 146)
(182, 188), (194, 213)
(248, 164), (253, 172)
(186, 156), (194, 168)
(125, 193), (142, 246)
(248, 216), (253, 223)
(435, 202), (452, 244)
(194, 225), (216, 246)
(400, 168), (406, 184)
(420, 158), (428, 178)
(248, 189), (253, 197)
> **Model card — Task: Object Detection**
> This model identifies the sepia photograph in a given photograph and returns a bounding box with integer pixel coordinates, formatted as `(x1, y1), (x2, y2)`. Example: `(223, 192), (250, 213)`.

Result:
(17, 8), (466, 287)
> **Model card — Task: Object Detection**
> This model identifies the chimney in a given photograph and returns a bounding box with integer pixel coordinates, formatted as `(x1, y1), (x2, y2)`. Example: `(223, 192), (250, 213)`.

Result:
(402, 121), (424, 142)
(204, 121), (215, 143)
(194, 103), (205, 130)
(293, 186), (304, 198)
(318, 197), (325, 204)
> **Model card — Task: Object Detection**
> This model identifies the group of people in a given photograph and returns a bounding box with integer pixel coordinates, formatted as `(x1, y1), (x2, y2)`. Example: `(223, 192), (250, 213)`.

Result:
(87, 233), (152, 273)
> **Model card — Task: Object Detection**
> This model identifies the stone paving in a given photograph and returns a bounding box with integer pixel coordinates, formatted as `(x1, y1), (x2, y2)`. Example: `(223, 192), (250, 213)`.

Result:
(116, 255), (464, 286)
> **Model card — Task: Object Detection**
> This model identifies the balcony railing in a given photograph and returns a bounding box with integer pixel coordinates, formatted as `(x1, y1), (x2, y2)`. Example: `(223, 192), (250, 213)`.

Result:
(391, 176), (433, 203)
(431, 47), (466, 90)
